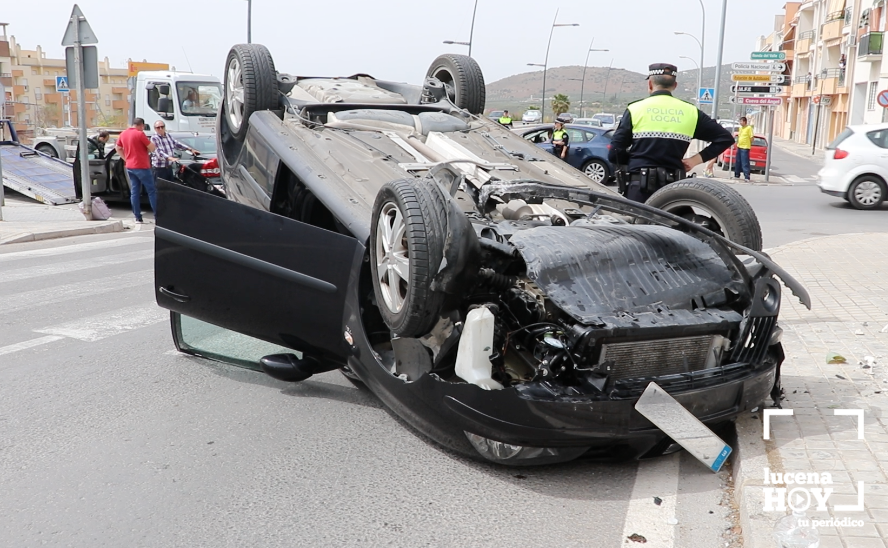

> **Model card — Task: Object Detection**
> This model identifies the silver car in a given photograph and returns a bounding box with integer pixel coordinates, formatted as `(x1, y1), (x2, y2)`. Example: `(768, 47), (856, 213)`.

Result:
(522, 109), (542, 123)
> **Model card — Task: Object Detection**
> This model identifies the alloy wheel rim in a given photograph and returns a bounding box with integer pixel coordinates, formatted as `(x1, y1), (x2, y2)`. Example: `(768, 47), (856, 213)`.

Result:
(660, 199), (729, 238)
(584, 162), (606, 184)
(855, 181), (881, 206)
(226, 57), (245, 132)
(375, 202), (410, 313)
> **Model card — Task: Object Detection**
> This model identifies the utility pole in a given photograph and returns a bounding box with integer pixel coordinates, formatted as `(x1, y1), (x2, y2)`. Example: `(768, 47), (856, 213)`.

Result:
(711, 0), (728, 117)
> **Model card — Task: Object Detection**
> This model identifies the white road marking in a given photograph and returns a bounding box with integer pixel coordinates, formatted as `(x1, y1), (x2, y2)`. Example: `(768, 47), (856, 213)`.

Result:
(0, 250), (152, 284)
(620, 452), (680, 547)
(0, 270), (154, 316)
(0, 335), (65, 357)
(782, 175), (806, 183)
(35, 303), (168, 342)
(0, 236), (153, 264)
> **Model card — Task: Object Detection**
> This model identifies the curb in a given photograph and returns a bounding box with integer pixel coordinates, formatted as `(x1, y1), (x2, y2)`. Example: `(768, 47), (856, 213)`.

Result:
(0, 220), (124, 245)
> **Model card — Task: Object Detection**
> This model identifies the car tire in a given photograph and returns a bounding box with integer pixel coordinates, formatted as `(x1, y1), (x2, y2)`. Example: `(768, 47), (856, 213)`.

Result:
(426, 54), (486, 115)
(847, 175), (886, 210)
(370, 179), (448, 337)
(36, 144), (59, 158)
(645, 179), (763, 251)
(223, 44), (279, 141)
(581, 159), (609, 185)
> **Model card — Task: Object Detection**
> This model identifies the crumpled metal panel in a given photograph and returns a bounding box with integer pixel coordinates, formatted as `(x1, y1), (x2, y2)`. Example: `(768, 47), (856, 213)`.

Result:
(509, 225), (736, 324)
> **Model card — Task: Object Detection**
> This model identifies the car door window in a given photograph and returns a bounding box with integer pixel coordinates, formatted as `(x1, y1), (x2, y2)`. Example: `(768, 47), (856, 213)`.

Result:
(566, 129), (587, 144)
(524, 130), (549, 144)
(865, 129), (888, 148)
(583, 131), (597, 142)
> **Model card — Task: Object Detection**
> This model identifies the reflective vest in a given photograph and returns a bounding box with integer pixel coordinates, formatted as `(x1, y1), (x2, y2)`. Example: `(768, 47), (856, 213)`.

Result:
(626, 94), (698, 143)
(552, 129), (567, 141)
(499, 116), (512, 125)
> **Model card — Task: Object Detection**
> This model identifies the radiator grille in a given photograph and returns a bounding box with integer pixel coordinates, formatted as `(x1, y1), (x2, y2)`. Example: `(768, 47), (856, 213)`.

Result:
(731, 316), (775, 364)
(599, 335), (717, 380)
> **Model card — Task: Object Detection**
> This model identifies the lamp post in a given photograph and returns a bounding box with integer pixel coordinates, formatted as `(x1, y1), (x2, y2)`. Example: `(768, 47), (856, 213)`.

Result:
(246, 0), (252, 43)
(579, 40), (609, 118)
(443, 0), (479, 56)
(679, 55), (700, 106)
(675, 31), (703, 106)
(712, 0), (727, 117)
(529, 9), (579, 122)
(601, 58), (614, 109)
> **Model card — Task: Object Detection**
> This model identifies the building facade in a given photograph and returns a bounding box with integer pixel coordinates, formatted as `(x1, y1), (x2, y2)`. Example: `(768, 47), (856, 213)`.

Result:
(0, 25), (132, 139)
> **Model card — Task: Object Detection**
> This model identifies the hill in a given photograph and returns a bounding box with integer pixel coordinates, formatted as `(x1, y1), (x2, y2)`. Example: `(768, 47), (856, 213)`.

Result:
(484, 64), (738, 119)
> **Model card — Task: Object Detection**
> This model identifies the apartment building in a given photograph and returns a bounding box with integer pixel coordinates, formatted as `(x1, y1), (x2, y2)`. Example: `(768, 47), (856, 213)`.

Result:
(755, 0), (888, 149)
(0, 25), (132, 139)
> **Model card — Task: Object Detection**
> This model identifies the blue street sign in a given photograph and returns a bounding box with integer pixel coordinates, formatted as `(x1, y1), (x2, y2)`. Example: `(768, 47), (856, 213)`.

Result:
(699, 87), (715, 104)
(55, 76), (70, 93)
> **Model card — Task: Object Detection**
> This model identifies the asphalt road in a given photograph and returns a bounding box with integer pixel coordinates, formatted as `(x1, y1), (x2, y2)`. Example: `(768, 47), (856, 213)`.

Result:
(0, 231), (739, 548)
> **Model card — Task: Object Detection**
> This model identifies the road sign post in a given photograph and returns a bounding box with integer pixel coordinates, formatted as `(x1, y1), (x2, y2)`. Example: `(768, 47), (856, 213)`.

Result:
(0, 82), (5, 219)
(765, 106), (775, 183)
(62, 4), (98, 221)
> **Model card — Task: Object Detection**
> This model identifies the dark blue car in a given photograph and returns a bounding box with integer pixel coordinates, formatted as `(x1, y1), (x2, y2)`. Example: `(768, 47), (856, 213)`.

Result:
(514, 124), (615, 185)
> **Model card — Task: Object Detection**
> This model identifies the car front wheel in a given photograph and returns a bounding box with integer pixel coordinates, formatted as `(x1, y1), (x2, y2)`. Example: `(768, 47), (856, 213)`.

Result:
(582, 159), (609, 185)
(847, 176), (886, 210)
(223, 44), (278, 141)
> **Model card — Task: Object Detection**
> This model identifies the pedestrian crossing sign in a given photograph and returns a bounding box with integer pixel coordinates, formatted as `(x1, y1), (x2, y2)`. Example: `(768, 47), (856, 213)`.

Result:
(55, 76), (70, 93)
(699, 88), (715, 104)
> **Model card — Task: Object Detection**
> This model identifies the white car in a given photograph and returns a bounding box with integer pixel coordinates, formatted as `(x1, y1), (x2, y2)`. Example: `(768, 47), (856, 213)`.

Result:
(818, 124), (888, 210)
(573, 117), (603, 128)
(591, 113), (616, 129)
(522, 109), (542, 123)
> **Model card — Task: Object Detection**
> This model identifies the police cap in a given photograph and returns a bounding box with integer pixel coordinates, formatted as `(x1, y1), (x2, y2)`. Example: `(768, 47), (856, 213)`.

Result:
(647, 63), (678, 79)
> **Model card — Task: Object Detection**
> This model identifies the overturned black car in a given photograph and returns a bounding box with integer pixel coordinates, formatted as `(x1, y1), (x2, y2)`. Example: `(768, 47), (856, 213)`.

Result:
(154, 44), (810, 465)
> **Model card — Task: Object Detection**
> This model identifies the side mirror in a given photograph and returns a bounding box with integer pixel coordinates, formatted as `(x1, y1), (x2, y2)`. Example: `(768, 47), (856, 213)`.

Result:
(157, 97), (172, 114)
(159, 84), (171, 96)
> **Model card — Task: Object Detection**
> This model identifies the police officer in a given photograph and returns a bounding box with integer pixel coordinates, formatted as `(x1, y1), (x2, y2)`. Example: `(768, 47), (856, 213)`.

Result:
(498, 110), (513, 127)
(608, 63), (734, 202)
(551, 120), (569, 160)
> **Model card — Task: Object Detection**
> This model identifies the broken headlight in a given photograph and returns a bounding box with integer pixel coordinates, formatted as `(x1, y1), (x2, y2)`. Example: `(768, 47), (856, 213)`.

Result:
(464, 432), (589, 464)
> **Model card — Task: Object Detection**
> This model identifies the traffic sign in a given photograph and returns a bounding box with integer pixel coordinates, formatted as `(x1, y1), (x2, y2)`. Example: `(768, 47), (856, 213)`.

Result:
(732, 62), (786, 72)
(55, 76), (70, 93)
(731, 85), (781, 94)
(731, 74), (785, 83)
(812, 95), (832, 106)
(750, 52), (786, 60)
(61, 5), (98, 46)
(738, 97), (781, 105)
(878, 90), (888, 108)
(699, 87), (715, 104)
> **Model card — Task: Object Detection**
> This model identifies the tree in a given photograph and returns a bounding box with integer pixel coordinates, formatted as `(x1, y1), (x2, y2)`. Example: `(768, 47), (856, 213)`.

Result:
(551, 94), (570, 116)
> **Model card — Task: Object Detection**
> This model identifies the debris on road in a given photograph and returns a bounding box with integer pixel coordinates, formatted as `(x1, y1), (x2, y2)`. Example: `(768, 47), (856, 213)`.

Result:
(653, 496), (663, 506)
(827, 353), (847, 364)
(627, 533), (648, 543)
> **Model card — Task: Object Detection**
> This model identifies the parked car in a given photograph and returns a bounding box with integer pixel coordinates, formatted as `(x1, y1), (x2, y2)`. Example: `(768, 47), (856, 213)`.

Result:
(487, 110), (504, 122)
(591, 113), (617, 129)
(818, 124), (888, 209)
(522, 109), (542, 123)
(153, 44), (808, 466)
(573, 118), (604, 128)
(718, 134), (769, 174)
(718, 119), (740, 132)
(555, 113), (574, 123)
(513, 123), (615, 185)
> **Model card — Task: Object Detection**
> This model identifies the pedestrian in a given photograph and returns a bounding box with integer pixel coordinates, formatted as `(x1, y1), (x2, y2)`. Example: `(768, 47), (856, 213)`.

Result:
(608, 62), (734, 202)
(734, 116), (753, 181)
(498, 110), (513, 128)
(150, 121), (200, 183)
(72, 131), (112, 200)
(115, 117), (157, 223)
(551, 120), (569, 160)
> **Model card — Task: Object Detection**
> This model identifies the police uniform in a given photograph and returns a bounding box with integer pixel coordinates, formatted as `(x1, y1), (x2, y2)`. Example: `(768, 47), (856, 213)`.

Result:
(498, 111), (513, 127)
(608, 63), (734, 202)
(551, 123), (569, 158)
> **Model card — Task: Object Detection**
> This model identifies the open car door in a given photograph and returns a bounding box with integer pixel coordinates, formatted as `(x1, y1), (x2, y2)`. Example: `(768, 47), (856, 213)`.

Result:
(154, 179), (364, 362)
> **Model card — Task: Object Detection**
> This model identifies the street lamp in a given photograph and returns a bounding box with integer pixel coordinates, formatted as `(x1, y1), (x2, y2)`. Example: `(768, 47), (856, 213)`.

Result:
(679, 55), (700, 106)
(675, 31), (703, 107)
(579, 40), (609, 118)
(530, 9), (579, 122)
(601, 58), (614, 108)
(442, 0), (479, 57)
(246, 0), (252, 43)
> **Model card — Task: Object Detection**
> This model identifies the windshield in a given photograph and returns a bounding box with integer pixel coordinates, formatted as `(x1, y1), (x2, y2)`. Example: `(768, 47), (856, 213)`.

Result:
(592, 114), (615, 124)
(177, 82), (222, 117)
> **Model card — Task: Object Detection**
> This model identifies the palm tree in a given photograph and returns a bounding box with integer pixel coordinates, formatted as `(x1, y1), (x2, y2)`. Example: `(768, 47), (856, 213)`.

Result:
(551, 94), (571, 117)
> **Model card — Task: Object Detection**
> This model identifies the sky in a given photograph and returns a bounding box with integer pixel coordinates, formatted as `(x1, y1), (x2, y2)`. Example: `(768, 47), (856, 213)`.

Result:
(3, 0), (784, 87)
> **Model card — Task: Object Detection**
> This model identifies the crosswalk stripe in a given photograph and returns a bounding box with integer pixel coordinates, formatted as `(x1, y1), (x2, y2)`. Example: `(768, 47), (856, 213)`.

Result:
(0, 335), (65, 357)
(35, 303), (168, 342)
(620, 452), (680, 547)
(0, 270), (154, 315)
(0, 236), (153, 264)
(782, 175), (806, 183)
(0, 250), (152, 284)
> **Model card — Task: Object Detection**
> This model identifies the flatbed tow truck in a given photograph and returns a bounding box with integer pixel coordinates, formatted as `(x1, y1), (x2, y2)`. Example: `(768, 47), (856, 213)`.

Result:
(0, 120), (78, 205)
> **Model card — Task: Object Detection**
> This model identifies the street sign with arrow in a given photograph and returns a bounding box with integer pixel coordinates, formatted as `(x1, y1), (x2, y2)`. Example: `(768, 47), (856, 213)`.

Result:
(731, 74), (785, 83)
(732, 62), (786, 72)
(731, 85), (781, 94)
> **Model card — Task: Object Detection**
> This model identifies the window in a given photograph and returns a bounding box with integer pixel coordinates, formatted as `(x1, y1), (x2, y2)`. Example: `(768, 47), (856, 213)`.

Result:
(868, 82), (879, 110)
(175, 82), (222, 116)
(105, 94), (110, 106)
(827, 127), (854, 149)
(34, 88), (42, 100)
(866, 129), (888, 148)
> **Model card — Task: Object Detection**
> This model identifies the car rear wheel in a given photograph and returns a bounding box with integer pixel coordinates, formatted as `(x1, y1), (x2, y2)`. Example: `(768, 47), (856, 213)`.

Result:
(582, 159), (609, 185)
(645, 179), (763, 251)
(426, 54), (486, 115)
(847, 176), (886, 210)
(36, 144), (58, 158)
(223, 44), (278, 141)
(370, 180), (448, 337)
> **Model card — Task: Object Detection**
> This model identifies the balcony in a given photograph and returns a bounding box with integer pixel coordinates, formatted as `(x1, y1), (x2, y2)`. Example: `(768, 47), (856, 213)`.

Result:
(796, 30), (815, 52)
(780, 39), (795, 60)
(819, 68), (845, 94)
(112, 99), (128, 110)
(792, 75), (811, 96)
(858, 32), (883, 62)
(844, 6), (853, 26)
(822, 12), (844, 41)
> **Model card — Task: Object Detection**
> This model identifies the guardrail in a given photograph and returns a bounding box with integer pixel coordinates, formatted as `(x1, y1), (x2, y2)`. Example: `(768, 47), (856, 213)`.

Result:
(859, 32), (884, 56)
(799, 30), (816, 40)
